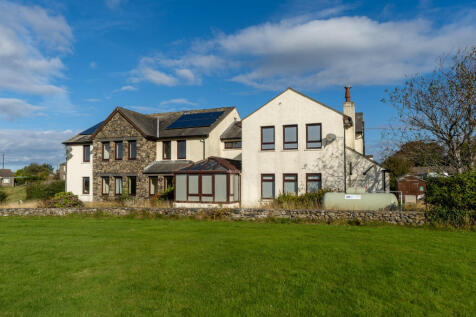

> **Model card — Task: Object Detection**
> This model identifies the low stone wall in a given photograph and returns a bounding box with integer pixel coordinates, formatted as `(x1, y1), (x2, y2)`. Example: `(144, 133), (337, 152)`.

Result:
(0, 207), (426, 225)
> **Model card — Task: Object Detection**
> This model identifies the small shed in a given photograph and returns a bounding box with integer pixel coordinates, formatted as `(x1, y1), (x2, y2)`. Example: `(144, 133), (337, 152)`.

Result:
(0, 169), (15, 187)
(174, 157), (241, 208)
(397, 175), (426, 204)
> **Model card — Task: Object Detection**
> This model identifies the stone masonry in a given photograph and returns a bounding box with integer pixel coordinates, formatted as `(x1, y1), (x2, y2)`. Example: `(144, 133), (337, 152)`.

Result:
(0, 207), (427, 225)
(92, 112), (159, 201)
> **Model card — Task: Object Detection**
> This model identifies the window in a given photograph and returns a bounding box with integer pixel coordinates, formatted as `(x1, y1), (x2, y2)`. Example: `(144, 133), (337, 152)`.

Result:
(163, 141), (171, 160)
(201, 175), (213, 202)
(225, 141), (242, 149)
(175, 175), (187, 201)
(115, 177), (123, 195)
(174, 174), (235, 203)
(128, 141), (137, 160)
(128, 176), (137, 196)
(261, 126), (275, 150)
(165, 176), (173, 189)
(214, 174), (227, 202)
(102, 142), (110, 160)
(283, 174), (298, 195)
(177, 140), (186, 159)
(349, 162), (353, 175)
(102, 177), (109, 195)
(82, 177), (90, 194)
(306, 124), (322, 149)
(115, 141), (123, 160)
(188, 174), (199, 201)
(261, 174), (275, 199)
(283, 125), (298, 149)
(306, 173), (322, 193)
(149, 176), (159, 196)
(83, 145), (91, 162)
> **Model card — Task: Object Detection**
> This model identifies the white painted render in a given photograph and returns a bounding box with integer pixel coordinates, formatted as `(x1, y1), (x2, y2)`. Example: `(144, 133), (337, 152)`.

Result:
(65, 144), (93, 202)
(241, 89), (385, 207)
(346, 148), (389, 192)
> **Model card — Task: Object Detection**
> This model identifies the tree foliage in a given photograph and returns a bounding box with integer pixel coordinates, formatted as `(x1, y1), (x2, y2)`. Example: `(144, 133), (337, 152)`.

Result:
(383, 47), (476, 173)
(15, 163), (54, 184)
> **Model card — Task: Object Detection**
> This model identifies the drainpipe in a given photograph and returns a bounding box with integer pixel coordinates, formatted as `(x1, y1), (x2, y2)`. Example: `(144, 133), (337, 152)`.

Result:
(343, 119), (347, 193)
(200, 138), (206, 160)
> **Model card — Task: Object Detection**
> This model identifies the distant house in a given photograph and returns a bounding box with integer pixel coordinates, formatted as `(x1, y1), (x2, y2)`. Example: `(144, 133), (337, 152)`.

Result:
(0, 169), (14, 187)
(397, 175), (426, 204)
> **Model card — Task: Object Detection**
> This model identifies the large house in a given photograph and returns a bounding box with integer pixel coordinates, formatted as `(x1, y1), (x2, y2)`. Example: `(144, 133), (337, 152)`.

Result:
(63, 87), (388, 207)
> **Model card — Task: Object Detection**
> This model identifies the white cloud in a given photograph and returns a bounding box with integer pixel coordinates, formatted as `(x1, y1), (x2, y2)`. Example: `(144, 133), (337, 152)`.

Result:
(130, 11), (475, 90)
(119, 85), (137, 91)
(89, 61), (97, 69)
(85, 98), (100, 102)
(0, 98), (43, 120)
(160, 98), (198, 106)
(0, 129), (74, 168)
(0, 1), (73, 95)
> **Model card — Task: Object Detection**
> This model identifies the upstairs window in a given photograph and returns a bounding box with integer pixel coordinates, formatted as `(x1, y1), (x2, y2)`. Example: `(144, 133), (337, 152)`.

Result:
(283, 174), (298, 195)
(283, 125), (298, 149)
(128, 140), (137, 160)
(115, 141), (123, 160)
(261, 126), (275, 150)
(83, 145), (91, 162)
(261, 174), (275, 199)
(177, 140), (186, 159)
(102, 142), (110, 160)
(306, 124), (322, 149)
(306, 173), (322, 193)
(163, 141), (171, 160)
(224, 141), (242, 149)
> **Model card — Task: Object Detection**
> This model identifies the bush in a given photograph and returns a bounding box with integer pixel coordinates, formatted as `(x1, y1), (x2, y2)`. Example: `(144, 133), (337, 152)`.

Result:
(275, 189), (328, 209)
(26, 180), (65, 200)
(42, 192), (83, 208)
(0, 190), (7, 203)
(425, 171), (476, 227)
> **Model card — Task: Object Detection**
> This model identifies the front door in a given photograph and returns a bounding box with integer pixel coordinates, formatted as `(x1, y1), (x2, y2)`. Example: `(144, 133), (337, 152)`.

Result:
(165, 176), (174, 189)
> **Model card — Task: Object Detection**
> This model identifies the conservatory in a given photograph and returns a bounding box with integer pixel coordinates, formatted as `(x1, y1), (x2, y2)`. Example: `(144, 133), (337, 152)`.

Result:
(174, 157), (241, 208)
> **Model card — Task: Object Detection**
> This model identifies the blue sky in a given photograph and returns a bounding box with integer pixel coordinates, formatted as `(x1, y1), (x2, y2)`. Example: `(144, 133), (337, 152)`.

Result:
(0, 0), (474, 171)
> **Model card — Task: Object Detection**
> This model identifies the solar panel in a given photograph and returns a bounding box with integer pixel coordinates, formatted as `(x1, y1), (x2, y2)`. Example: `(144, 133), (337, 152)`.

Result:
(79, 121), (104, 135)
(167, 111), (224, 129)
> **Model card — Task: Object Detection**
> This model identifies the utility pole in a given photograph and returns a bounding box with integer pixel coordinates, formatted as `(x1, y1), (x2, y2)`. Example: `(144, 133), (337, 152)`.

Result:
(2, 153), (4, 169)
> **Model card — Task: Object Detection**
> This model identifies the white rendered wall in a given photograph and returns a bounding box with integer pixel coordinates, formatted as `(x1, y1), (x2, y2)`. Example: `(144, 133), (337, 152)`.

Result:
(65, 144), (93, 202)
(241, 89), (346, 207)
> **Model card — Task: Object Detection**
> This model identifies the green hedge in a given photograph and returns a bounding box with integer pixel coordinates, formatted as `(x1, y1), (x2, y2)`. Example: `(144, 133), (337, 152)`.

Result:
(425, 171), (476, 227)
(0, 190), (6, 203)
(275, 190), (328, 209)
(26, 180), (66, 200)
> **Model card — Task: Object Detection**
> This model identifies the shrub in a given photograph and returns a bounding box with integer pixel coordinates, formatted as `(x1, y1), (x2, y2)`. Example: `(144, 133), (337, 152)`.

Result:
(42, 192), (83, 208)
(26, 180), (65, 200)
(0, 190), (7, 203)
(274, 189), (328, 209)
(425, 171), (476, 227)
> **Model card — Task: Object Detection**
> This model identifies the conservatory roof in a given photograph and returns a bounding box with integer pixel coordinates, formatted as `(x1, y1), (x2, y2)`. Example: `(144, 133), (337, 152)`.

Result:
(174, 156), (241, 173)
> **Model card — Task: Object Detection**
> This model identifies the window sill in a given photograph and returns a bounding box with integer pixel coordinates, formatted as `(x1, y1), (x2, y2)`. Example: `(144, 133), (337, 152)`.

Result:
(259, 150), (275, 152)
(304, 148), (323, 151)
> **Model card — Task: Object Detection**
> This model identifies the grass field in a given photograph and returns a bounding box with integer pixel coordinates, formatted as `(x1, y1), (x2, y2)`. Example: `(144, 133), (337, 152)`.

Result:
(0, 217), (474, 316)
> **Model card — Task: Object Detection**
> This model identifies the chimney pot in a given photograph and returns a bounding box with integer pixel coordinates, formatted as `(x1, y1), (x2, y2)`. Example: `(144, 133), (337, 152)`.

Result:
(345, 85), (352, 102)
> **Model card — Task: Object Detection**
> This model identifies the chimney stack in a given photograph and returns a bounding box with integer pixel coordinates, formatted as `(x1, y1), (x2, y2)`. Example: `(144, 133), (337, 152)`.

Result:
(345, 85), (351, 102)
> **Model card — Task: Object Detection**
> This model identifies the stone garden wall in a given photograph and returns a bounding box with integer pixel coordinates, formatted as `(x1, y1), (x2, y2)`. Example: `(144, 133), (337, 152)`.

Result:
(0, 207), (426, 225)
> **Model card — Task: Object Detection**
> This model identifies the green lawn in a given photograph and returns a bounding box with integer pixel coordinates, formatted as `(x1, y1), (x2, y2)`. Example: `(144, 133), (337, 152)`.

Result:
(0, 217), (474, 316)
(1, 185), (26, 203)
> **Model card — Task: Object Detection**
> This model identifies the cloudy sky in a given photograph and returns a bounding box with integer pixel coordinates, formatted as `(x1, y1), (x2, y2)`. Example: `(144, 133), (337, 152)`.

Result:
(0, 0), (474, 170)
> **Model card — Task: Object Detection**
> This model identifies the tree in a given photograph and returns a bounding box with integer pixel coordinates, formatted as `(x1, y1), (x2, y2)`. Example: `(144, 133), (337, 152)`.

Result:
(383, 154), (414, 190)
(383, 47), (476, 173)
(396, 141), (446, 167)
(15, 163), (54, 184)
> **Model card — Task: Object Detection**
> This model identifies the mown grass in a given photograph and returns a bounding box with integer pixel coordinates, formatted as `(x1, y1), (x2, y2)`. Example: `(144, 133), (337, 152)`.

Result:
(0, 217), (474, 316)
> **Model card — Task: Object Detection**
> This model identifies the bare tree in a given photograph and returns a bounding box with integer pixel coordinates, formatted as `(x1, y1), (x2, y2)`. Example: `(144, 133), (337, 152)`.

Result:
(383, 47), (475, 173)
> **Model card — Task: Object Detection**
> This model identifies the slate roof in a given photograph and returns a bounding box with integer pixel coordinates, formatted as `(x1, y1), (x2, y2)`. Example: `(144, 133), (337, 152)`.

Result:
(355, 112), (364, 134)
(220, 121), (242, 140)
(175, 156), (241, 173)
(143, 160), (193, 174)
(0, 169), (14, 177)
(63, 106), (235, 145)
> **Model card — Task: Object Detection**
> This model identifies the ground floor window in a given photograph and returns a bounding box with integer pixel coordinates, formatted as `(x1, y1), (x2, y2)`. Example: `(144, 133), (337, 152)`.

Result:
(102, 177), (109, 195)
(128, 176), (137, 196)
(306, 173), (322, 193)
(82, 177), (90, 194)
(261, 174), (275, 199)
(115, 177), (122, 195)
(175, 173), (239, 203)
(283, 174), (298, 195)
(165, 176), (173, 189)
(149, 176), (158, 196)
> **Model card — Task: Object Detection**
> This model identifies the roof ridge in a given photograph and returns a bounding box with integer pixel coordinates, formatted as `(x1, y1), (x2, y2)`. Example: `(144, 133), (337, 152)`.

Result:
(147, 106), (235, 117)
